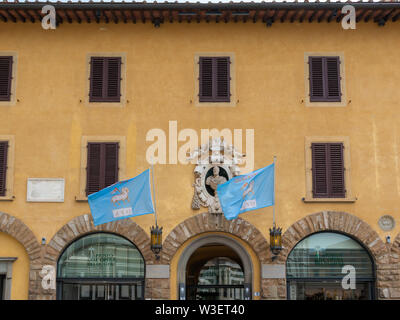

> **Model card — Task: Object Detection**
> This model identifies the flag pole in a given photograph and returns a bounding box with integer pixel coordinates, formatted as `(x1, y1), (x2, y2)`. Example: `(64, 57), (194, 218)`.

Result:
(273, 155), (276, 227)
(151, 163), (158, 227)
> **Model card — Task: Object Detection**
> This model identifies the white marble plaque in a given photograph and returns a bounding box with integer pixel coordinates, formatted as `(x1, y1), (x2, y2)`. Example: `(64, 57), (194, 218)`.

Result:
(27, 178), (65, 202)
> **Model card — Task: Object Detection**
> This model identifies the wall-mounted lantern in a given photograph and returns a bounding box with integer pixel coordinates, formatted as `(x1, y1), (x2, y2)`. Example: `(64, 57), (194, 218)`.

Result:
(150, 225), (163, 260)
(269, 225), (282, 259)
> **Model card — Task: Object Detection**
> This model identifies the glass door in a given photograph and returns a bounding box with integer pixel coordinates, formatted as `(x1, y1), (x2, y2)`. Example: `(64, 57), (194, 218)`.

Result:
(187, 285), (244, 300)
(59, 281), (145, 300)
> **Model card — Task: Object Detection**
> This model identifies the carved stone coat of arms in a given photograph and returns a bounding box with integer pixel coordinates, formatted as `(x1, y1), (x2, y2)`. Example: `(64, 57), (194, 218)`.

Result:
(187, 138), (245, 215)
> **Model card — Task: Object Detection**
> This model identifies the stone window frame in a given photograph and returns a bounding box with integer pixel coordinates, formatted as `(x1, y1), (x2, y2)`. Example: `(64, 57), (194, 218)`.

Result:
(0, 135), (15, 201)
(194, 52), (237, 107)
(0, 52), (17, 107)
(304, 52), (347, 107)
(84, 53), (127, 108)
(0, 257), (17, 300)
(75, 136), (126, 201)
(303, 136), (356, 203)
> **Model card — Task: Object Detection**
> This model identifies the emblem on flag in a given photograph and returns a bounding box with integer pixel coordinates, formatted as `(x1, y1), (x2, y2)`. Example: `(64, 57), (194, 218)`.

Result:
(88, 169), (155, 226)
(217, 163), (275, 220)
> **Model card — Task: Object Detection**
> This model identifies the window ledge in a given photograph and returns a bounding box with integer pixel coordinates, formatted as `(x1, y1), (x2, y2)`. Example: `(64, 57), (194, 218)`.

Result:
(302, 197), (357, 203)
(0, 195), (15, 201)
(75, 195), (88, 202)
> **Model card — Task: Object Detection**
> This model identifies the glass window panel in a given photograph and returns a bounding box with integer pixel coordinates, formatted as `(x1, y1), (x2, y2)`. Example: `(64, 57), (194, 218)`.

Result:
(80, 285), (92, 300)
(119, 285), (130, 299)
(288, 280), (371, 300)
(286, 232), (374, 280)
(96, 285), (105, 300)
(198, 257), (244, 285)
(57, 233), (145, 278)
(136, 283), (143, 299)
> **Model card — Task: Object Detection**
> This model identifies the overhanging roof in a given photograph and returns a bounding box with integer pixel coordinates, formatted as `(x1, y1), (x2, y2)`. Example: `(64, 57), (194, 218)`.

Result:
(0, 1), (399, 26)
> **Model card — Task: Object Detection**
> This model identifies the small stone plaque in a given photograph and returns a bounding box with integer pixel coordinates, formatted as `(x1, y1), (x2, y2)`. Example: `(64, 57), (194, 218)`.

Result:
(27, 178), (65, 202)
(378, 215), (395, 231)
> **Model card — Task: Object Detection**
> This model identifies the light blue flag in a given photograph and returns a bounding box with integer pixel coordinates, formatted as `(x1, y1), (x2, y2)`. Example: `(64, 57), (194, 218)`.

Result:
(217, 163), (275, 221)
(88, 169), (155, 226)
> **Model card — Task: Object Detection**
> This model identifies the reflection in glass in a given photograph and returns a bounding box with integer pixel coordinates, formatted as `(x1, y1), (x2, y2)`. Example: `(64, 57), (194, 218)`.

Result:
(57, 233), (145, 300)
(188, 257), (245, 300)
(58, 233), (145, 279)
(287, 232), (374, 300)
(198, 257), (244, 286)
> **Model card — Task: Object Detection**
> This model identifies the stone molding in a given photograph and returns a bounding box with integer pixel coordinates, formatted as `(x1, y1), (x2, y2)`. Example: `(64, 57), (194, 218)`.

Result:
(146, 265), (170, 279)
(262, 264), (286, 279)
(161, 212), (270, 264)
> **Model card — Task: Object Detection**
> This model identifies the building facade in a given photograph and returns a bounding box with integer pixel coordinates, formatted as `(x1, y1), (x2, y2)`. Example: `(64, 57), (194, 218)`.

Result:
(0, 1), (400, 300)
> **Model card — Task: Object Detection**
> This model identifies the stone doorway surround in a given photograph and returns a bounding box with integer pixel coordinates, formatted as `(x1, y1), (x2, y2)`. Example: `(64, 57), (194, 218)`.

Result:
(176, 234), (253, 300)
(161, 212), (270, 299)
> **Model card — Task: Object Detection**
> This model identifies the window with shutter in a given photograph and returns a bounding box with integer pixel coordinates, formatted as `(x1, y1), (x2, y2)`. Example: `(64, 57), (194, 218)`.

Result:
(309, 56), (341, 102)
(0, 141), (8, 197)
(199, 57), (230, 102)
(86, 142), (119, 196)
(89, 57), (121, 102)
(0, 57), (12, 101)
(312, 143), (345, 198)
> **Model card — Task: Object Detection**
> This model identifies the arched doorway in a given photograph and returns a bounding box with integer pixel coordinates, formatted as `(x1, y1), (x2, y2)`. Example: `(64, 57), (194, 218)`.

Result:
(57, 232), (145, 300)
(286, 232), (375, 300)
(186, 245), (245, 300)
(177, 235), (253, 300)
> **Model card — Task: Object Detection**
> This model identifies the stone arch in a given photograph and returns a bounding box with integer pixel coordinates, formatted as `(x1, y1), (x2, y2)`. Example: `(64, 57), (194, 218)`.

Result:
(277, 211), (388, 265)
(41, 213), (153, 300)
(176, 234), (254, 299)
(276, 211), (391, 300)
(161, 212), (270, 264)
(0, 212), (41, 300)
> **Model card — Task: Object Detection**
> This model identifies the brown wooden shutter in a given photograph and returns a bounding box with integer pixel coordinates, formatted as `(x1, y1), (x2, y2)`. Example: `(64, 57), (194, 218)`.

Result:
(106, 58), (121, 101)
(104, 143), (119, 188)
(312, 142), (345, 198)
(326, 57), (341, 101)
(328, 143), (345, 197)
(312, 143), (329, 197)
(86, 142), (119, 196)
(89, 57), (104, 101)
(199, 57), (213, 101)
(0, 57), (12, 101)
(199, 57), (230, 102)
(86, 143), (102, 195)
(0, 141), (8, 196)
(216, 57), (230, 101)
(309, 57), (324, 101)
(309, 56), (341, 102)
(89, 57), (121, 102)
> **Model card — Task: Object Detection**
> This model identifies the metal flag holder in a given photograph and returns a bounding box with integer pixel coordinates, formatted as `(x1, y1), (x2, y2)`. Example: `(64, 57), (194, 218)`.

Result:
(269, 156), (282, 260)
(150, 163), (163, 260)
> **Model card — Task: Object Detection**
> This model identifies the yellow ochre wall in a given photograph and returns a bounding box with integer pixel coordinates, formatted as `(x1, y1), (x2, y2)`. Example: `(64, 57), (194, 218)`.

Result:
(0, 21), (400, 298)
(0, 232), (29, 300)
